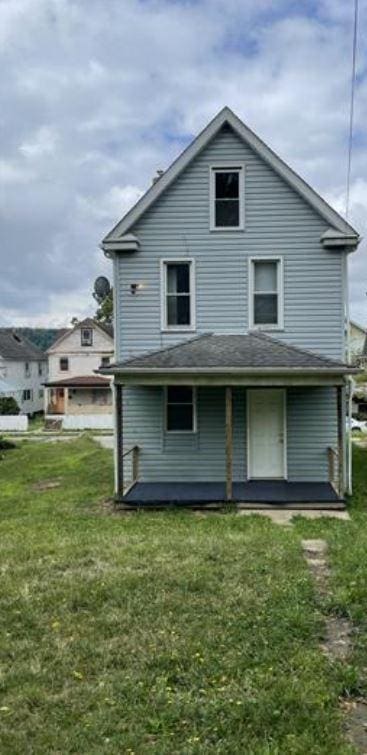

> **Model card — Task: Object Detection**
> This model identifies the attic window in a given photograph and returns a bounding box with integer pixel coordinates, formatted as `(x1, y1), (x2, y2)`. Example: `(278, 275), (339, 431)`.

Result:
(81, 328), (93, 346)
(210, 164), (244, 231)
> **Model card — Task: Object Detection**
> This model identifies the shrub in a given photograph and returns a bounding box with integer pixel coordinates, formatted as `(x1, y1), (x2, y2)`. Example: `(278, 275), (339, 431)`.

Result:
(0, 396), (20, 415)
(0, 435), (16, 451)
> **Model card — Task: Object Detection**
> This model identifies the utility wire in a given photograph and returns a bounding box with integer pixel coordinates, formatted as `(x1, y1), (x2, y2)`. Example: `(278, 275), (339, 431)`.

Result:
(346, 0), (359, 220)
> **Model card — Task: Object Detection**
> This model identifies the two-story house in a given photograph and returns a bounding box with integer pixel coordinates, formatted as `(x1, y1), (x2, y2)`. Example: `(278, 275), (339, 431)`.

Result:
(44, 318), (113, 422)
(100, 107), (360, 507)
(0, 329), (47, 415)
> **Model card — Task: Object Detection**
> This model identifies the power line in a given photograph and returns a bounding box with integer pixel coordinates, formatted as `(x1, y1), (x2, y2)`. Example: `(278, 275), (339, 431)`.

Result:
(346, 0), (359, 220)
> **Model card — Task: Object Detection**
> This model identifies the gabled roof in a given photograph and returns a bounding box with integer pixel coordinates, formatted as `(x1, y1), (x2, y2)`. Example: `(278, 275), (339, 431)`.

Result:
(101, 332), (356, 374)
(102, 106), (359, 248)
(0, 329), (46, 360)
(47, 317), (114, 353)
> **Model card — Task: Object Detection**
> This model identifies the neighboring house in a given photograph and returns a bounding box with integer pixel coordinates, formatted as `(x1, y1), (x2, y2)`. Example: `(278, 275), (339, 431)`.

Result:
(349, 321), (367, 364)
(0, 330), (47, 414)
(44, 318), (113, 416)
(100, 107), (360, 507)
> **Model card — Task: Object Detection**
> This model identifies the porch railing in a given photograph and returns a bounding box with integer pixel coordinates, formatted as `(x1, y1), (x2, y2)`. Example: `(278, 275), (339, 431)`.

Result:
(122, 445), (140, 495)
(327, 446), (339, 495)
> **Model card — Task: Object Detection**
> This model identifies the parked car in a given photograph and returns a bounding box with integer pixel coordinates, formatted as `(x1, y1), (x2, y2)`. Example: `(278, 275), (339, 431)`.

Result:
(348, 417), (367, 433)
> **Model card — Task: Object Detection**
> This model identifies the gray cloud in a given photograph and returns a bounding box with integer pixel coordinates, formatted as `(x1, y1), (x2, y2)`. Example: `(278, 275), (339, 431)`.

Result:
(0, 0), (366, 325)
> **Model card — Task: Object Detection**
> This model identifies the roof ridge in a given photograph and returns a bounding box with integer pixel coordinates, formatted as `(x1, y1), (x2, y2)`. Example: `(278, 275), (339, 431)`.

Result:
(250, 331), (348, 367)
(118, 332), (213, 367)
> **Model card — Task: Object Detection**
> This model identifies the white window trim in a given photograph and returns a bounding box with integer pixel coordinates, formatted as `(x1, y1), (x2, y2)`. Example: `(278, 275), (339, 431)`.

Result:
(160, 258), (196, 332)
(81, 327), (93, 346)
(60, 357), (69, 371)
(248, 256), (284, 331)
(209, 162), (245, 232)
(164, 386), (198, 434)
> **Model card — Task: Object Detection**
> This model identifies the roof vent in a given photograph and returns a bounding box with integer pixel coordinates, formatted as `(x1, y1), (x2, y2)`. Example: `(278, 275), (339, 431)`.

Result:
(12, 332), (21, 343)
(152, 169), (164, 185)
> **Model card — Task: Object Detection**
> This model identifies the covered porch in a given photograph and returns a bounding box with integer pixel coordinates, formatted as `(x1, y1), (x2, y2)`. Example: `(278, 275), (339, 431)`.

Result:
(44, 375), (112, 415)
(101, 333), (358, 508)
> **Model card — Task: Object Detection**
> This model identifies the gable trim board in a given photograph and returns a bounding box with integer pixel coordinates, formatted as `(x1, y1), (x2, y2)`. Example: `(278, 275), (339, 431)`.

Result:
(47, 318), (113, 353)
(102, 107), (359, 251)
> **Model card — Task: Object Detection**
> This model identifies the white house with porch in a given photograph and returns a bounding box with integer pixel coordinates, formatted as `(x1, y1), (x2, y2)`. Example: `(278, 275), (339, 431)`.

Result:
(44, 318), (114, 427)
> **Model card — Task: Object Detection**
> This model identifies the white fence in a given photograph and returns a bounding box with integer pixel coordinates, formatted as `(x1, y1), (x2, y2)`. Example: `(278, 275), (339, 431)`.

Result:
(62, 414), (113, 430)
(0, 415), (28, 431)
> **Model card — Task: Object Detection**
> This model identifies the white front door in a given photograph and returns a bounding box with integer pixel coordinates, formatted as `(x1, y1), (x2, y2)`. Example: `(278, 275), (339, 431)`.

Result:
(247, 389), (286, 479)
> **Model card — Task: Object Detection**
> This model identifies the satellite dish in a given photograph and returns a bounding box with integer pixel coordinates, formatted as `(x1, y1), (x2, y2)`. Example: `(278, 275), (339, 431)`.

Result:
(94, 276), (111, 299)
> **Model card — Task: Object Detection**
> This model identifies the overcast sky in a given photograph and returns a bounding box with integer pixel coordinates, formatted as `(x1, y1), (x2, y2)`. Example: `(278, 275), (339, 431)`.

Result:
(0, 0), (366, 327)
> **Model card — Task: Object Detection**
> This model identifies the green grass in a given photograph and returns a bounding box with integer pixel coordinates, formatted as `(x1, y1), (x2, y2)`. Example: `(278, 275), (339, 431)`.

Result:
(0, 438), (365, 753)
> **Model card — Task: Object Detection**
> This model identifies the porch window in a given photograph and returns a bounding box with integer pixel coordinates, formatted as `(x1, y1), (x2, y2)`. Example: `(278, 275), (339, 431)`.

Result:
(210, 164), (244, 230)
(165, 386), (196, 432)
(101, 356), (110, 367)
(161, 260), (195, 330)
(249, 257), (283, 329)
(60, 357), (69, 371)
(81, 327), (93, 346)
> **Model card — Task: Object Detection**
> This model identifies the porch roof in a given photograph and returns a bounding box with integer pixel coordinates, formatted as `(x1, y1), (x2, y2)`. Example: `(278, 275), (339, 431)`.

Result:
(100, 333), (358, 385)
(45, 375), (111, 388)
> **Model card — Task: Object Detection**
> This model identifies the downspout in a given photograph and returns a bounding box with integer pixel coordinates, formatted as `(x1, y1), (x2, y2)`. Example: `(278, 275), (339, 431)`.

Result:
(344, 250), (352, 495)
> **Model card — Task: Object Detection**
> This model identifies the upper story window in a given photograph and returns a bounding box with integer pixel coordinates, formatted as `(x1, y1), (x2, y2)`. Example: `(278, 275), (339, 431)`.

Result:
(210, 164), (245, 231)
(161, 259), (195, 331)
(38, 362), (43, 376)
(165, 386), (197, 433)
(60, 357), (69, 371)
(24, 362), (31, 377)
(249, 257), (284, 330)
(81, 328), (93, 346)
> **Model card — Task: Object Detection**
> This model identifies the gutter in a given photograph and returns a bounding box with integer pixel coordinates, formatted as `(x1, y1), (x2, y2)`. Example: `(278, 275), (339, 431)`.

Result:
(99, 366), (361, 376)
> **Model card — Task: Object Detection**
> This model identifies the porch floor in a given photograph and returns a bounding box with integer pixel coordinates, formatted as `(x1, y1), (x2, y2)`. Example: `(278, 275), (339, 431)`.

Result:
(122, 481), (344, 509)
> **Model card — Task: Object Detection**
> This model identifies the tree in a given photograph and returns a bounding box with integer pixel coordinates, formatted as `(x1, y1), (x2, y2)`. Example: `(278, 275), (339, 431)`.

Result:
(94, 288), (113, 324)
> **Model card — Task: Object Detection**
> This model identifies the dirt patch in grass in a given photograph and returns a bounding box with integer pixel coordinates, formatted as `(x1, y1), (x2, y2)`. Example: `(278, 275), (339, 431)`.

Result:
(31, 478), (62, 491)
(302, 539), (353, 662)
(342, 699), (367, 753)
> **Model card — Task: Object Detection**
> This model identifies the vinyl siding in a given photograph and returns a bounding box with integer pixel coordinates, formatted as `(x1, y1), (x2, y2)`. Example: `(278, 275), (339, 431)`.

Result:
(115, 126), (345, 362)
(123, 386), (337, 483)
(287, 387), (337, 481)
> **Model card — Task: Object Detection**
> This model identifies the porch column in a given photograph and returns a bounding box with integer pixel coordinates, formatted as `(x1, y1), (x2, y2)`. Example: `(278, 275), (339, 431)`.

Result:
(114, 382), (123, 499)
(336, 386), (344, 496)
(225, 386), (233, 501)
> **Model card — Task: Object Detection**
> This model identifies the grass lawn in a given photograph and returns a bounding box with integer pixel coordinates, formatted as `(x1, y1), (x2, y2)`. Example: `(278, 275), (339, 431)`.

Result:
(0, 438), (366, 753)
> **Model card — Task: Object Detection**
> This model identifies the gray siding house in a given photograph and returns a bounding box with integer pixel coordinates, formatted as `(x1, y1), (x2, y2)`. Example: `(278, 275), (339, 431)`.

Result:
(101, 107), (360, 507)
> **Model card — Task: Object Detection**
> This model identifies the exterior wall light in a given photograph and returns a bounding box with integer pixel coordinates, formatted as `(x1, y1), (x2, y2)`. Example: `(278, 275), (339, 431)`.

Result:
(130, 283), (144, 295)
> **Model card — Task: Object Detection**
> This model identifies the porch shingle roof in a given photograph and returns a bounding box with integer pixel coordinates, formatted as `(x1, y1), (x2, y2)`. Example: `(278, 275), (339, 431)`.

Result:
(104, 333), (355, 373)
(45, 375), (111, 388)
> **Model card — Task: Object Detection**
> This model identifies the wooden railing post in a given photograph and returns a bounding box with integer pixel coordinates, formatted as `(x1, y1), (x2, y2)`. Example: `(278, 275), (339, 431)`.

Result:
(337, 386), (343, 497)
(132, 445), (139, 483)
(225, 387), (233, 502)
(115, 383), (123, 499)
